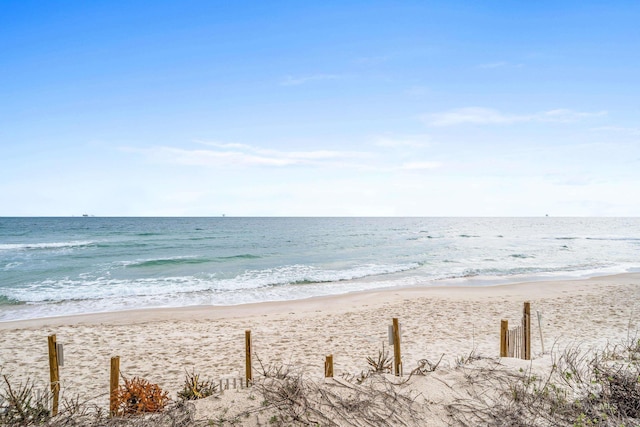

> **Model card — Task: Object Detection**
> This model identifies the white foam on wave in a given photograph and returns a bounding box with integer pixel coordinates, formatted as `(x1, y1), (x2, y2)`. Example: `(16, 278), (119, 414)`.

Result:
(3, 262), (22, 270)
(4, 276), (214, 303)
(212, 262), (421, 291)
(114, 255), (200, 267)
(0, 241), (95, 251)
(3, 261), (420, 303)
(1, 263), (638, 323)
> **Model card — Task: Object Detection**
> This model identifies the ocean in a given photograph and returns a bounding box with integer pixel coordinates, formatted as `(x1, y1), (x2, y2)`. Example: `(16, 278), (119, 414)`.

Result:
(1, 217), (639, 322)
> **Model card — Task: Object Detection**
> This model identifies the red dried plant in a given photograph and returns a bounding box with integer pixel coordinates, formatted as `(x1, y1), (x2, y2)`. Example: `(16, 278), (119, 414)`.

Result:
(112, 376), (170, 415)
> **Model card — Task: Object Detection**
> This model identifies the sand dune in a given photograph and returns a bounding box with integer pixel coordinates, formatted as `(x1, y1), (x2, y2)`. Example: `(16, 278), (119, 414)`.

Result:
(1, 273), (639, 424)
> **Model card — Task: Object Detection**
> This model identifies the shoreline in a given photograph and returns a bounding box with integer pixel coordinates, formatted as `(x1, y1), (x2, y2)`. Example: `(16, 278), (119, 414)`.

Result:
(1, 272), (638, 330)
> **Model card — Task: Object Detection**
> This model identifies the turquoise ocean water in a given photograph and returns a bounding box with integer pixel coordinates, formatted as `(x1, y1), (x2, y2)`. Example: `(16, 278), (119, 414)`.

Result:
(1, 217), (639, 321)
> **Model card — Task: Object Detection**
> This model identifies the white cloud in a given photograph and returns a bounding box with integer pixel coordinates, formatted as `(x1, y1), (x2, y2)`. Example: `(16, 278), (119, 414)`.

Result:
(426, 108), (516, 126)
(541, 109), (607, 122)
(400, 161), (441, 170)
(280, 74), (342, 86)
(424, 107), (607, 126)
(152, 147), (296, 166)
(197, 141), (253, 150)
(124, 143), (370, 169)
(590, 126), (640, 136)
(374, 134), (430, 148)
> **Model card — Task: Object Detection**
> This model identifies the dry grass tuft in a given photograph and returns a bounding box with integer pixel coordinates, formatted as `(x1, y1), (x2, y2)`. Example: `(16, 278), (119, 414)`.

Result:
(0, 374), (50, 425)
(176, 370), (218, 401)
(250, 363), (424, 426)
(447, 338), (640, 427)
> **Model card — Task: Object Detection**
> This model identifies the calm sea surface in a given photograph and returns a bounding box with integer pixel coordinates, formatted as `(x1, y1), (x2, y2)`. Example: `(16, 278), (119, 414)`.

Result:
(1, 217), (639, 321)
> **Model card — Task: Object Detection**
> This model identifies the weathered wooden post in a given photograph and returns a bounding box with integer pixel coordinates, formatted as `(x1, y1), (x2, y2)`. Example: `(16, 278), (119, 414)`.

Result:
(245, 330), (252, 387)
(325, 354), (334, 378)
(392, 318), (402, 376)
(47, 335), (60, 416)
(500, 319), (508, 357)
(523, 301), (531, 360)
(110, 356), (120, 417)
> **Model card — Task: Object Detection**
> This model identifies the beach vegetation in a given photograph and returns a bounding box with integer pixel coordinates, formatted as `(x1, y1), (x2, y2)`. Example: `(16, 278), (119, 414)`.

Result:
(248, 359), (423, 426)
(111, 375), (170, 415)
(4, 339), (640, 426)
(447, 339), (640, 427)
(0, 374), (50, 425)
(455, 348), (483, 367)
(340, 343), (395, 385)
(177, 370), (217, 401)
(366, 342), (393, 374)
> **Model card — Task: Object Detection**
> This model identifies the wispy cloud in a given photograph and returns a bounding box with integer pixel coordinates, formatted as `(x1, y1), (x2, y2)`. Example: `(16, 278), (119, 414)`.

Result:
(424, 107), (607, 127)
(374, 134), (430, 148)
(426, 108), (513, 126)
(590, 126), (640, 136)
(124, 140), (448, 174)
(197, 141), (253, 150)
(400, 161), (441, 171)
(542, 109), (607, 122)
(125, 142), (370, 169)
(280, 74), (342, 86)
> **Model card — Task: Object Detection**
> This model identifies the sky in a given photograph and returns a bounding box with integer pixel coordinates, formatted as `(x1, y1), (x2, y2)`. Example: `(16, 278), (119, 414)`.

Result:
(1, 1), (639, 217)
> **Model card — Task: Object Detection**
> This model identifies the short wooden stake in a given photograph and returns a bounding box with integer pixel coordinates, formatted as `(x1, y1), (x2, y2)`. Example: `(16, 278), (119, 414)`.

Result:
(500, 319), (508, 357)
(523, 301), (531, 360)
(245, 330), (252, 387)
(392, 318), (402, 376)
(325, 354), (334, 378)
(47, 335), (60, 416)
(110, 356), (120, 417)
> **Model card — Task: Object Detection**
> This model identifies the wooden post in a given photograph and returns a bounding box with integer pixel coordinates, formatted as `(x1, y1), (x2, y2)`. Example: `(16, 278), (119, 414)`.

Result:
(110, 356), (120, 417)
(245, 330), (252, 387)
(523, 301), (531, 360)
(500, 319), (508, 357)
(47, 335), (60, 416)
(324, 354), (334, 378)
(392, 318), (401, 376)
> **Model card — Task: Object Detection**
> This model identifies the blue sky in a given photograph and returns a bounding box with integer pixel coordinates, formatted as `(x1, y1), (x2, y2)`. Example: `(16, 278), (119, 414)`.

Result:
(1, 1), (639, 216)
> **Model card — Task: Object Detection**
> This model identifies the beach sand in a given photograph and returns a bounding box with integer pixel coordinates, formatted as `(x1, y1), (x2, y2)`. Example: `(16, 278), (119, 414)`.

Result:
(1, 273), (639, 424)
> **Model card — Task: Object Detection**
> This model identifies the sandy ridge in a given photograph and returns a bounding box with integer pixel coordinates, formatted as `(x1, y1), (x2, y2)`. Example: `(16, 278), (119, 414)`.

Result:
(0, 273), (639, 418)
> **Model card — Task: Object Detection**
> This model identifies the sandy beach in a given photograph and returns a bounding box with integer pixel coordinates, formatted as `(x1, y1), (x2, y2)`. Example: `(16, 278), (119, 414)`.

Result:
(1, 273), (639, 424)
